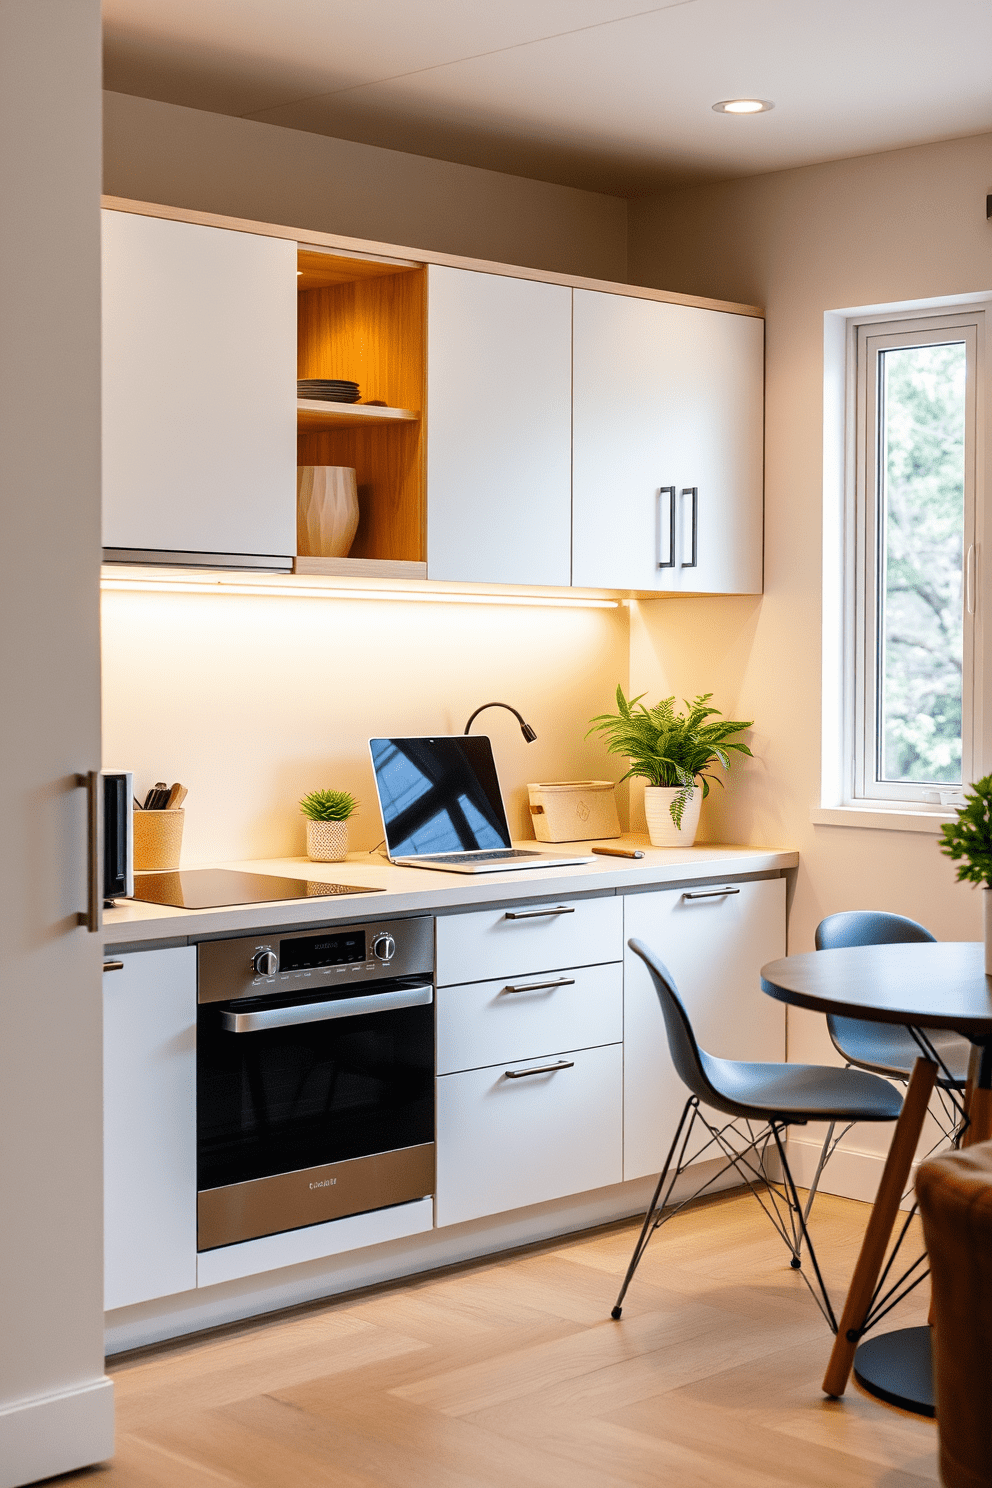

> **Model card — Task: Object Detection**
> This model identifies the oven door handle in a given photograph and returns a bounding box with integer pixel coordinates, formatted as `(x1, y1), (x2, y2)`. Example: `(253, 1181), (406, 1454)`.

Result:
(220, 981), (434, 1033)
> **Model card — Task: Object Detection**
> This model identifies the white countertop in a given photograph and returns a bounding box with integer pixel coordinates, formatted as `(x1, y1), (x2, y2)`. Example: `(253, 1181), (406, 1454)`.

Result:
(103, 837), (798, 949)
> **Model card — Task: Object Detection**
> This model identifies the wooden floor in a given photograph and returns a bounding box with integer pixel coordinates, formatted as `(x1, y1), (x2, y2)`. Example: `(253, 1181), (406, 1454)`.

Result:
(60, 1188), (938, 1487)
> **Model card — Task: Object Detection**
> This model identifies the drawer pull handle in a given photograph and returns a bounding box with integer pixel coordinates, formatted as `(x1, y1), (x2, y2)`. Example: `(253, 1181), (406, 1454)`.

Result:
(103, 960), (125, 972)
(503, 906), (576, 921)
(682, 887), (741, 901)
(501, 977), (576, 995)
(504, 1060), (575, 1080)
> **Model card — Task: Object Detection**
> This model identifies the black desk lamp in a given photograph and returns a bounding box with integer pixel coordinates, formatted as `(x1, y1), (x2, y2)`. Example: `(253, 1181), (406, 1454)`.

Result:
(464, 702), (538, 743)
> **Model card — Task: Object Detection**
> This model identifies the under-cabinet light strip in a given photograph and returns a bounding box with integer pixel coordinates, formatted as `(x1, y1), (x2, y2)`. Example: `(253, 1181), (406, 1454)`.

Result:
(99, 576), (619, 609)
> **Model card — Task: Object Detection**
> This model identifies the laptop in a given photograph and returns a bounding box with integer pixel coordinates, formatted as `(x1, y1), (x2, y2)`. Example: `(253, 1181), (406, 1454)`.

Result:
(369, 736), (595, 874)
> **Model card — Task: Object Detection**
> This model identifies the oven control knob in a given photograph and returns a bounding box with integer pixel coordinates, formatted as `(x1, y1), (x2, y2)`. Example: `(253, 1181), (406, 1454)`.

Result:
(253, 950), (277, 977)
(372, 934), (396, 963)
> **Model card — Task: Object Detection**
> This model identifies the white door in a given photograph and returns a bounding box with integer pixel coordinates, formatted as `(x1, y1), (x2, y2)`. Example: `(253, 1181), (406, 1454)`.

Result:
(426, 266), (572, 585)
(572, 290), (764, 593)
(103, 949), (197, 1311)
(623, 879), (786, 1181)
(102, 210), (297, 562)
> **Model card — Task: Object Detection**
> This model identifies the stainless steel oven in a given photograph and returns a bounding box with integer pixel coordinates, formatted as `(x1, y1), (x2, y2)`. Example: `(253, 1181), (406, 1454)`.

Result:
(196, 915), (434, 1250)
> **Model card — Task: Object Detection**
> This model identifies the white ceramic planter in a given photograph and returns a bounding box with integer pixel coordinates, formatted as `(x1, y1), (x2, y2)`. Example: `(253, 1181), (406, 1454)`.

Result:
(643, 785), (702, 848)
(984, 887), (992, 976)
(306, 818), (349, 862)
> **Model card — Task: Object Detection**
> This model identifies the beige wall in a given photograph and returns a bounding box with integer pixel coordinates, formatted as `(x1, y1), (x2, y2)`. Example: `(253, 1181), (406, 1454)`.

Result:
(102, 589), (629, 865)
(103, 92), (628, 282)
(626, 133), (992, 1106)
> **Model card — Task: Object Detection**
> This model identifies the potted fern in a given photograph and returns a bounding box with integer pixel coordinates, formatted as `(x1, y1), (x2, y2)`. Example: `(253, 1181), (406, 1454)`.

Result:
(300, 788), (358, 862)
(938, 775), (992, 972)
(587, 687), (753, 847)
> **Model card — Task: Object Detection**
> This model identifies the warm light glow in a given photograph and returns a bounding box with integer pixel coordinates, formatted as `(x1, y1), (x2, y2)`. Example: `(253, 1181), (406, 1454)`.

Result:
(99, 574), (620, 609)
(712, 98), (773, 114)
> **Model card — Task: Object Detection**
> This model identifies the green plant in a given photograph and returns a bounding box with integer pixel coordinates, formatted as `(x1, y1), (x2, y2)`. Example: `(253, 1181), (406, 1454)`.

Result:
(586, 686), (753, 827)
(299, 788), (358, 823)
(939, 775), (992, 885)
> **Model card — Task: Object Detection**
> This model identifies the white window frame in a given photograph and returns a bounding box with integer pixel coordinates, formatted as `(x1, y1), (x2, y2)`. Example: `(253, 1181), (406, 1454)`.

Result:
(840, 302), (987, 815)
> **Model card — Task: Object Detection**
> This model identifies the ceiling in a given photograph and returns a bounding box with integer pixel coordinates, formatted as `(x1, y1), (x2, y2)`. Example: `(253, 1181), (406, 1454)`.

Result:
(103, 0), (992, 197)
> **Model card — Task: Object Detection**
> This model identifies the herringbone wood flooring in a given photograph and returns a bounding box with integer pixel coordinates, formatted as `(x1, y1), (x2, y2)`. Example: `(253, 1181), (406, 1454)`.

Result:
(59, 1189), (938, 1486)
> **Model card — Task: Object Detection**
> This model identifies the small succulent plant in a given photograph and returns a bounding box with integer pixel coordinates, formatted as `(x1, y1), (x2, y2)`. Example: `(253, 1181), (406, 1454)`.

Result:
(299, 788), (358, 822)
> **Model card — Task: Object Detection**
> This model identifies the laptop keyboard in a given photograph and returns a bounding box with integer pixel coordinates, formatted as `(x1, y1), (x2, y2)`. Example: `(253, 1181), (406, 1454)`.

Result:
(417, 849), (541, 863)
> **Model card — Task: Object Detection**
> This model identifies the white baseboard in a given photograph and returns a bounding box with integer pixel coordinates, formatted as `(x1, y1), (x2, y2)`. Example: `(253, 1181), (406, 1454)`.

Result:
(107, 1158), (741, 1356)
(0, 1377), (113, 1488)
(787, 1134), (917, 1210)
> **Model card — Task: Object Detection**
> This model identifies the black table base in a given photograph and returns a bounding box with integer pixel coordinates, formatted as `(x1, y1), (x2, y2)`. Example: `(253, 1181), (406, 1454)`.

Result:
(853, 1326), (934, 1417)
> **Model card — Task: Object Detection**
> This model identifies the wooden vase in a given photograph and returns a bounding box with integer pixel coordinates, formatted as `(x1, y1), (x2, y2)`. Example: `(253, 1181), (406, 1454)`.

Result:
(297, 466), (360, 557)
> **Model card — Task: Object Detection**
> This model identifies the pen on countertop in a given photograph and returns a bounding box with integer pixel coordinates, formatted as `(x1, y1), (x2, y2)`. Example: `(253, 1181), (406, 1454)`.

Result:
(591, 846), (645, 859)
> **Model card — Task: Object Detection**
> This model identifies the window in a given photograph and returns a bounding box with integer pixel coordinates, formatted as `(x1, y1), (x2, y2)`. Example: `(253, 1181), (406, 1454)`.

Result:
(848, 307), (985, 810)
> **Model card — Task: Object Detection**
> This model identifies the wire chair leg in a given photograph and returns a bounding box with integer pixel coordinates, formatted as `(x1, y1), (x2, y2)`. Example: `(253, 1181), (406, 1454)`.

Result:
(789, 1121), (837, 1268)
(770, 1124), (838, 1333)
(611, 1098), (696, 1320)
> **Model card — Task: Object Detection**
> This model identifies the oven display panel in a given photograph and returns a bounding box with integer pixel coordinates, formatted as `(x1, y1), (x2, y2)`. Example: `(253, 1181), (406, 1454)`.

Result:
(279, 929), (367, 971)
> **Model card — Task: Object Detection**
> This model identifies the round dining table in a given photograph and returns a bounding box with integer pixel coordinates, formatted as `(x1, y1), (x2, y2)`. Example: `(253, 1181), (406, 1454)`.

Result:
(760, 940), (992, 1417)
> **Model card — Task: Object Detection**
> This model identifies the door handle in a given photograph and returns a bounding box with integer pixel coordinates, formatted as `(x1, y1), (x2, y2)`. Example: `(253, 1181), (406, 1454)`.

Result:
(682, 886), (741, 901)
(503, 905), (575, 921)
(76, 770), (102, 933)
(504, 1060), (575, 1079)
(500, 977), (576, 995)
(657, 486), (676, 569)
(103, 960), (125, 972)
(680, 487), (698, 568)
(221, 981), (433, 1033)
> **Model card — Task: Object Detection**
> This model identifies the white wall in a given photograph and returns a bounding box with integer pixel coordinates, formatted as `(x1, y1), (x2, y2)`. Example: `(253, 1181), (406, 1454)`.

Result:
(102, 590), (630, 864)
(103, 92), (628, 282)
(0, 2), (113, 1482)
(626, 132), (992, 1192)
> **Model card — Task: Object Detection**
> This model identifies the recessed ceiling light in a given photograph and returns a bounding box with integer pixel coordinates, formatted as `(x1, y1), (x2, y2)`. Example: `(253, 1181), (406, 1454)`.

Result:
(712, 99), (774, 114)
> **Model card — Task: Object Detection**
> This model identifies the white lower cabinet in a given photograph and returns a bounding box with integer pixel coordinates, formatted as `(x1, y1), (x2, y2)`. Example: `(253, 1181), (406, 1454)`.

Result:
(103, 946), (197, 1310)
(623, 879), (787, 1181)
(436, 1043), (623, 1227)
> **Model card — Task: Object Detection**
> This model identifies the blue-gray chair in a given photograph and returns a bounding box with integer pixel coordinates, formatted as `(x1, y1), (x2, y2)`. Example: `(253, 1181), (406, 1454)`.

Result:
(611, 938), (903, 1329)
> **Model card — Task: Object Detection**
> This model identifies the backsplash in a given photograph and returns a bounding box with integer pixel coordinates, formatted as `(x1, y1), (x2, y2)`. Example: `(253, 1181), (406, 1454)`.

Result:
(102, 588), (630, 865)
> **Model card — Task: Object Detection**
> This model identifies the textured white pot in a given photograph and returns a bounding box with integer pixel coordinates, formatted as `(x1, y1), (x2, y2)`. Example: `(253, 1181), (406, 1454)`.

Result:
(984, 887), (992, 975)
(306, 819), (349, 862)
(297, 465), (360, 558)
(643, 785), (702, 848)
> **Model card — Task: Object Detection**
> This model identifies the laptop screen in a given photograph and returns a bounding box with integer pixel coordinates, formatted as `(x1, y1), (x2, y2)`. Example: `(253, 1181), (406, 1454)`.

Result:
(370, 736), (512, 857)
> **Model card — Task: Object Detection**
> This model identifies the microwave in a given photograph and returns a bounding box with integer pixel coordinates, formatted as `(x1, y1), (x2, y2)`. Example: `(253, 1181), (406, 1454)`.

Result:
(103, 771), (134, 902)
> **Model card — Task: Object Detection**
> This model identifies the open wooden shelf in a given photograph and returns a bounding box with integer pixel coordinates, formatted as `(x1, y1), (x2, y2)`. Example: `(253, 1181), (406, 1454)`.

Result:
(294, 555), (428, 580)
(296, 400), (419, 432)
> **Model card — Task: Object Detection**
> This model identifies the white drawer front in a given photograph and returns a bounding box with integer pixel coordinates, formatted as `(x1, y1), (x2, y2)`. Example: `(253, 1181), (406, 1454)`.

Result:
(435, 895), (622, 986)
(437, 962), (622, 1075)
(435, 1042), (623, 1226)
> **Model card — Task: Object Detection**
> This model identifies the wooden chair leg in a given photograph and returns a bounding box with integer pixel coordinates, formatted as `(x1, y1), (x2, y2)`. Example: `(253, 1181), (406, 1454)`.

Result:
(822, 1055), (938, 1398)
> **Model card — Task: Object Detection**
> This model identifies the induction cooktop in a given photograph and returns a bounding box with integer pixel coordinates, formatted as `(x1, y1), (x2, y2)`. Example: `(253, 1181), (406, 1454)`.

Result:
(128, 868), (381, 910)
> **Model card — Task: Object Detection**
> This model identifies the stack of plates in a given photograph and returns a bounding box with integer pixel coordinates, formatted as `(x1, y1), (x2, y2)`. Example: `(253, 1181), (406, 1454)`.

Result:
(297, 378), (361, 404)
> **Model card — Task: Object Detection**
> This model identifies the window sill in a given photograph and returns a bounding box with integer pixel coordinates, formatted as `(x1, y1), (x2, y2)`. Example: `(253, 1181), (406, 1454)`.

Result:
(810, 805), (954, 835)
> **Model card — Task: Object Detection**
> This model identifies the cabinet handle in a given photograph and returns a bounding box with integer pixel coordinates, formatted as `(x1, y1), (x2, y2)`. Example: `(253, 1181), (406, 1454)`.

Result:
(103, 960), (125, 972)
(221, 981), (433, 1033)
(503, 906), (575, 921)
(76, 770), (102, 933)
(504, 1060), (575, 1080)
(501, 977), (576, 995)
(680, 487), (698, 568)
(657, 486), (676, 569)
(682, 886), (741, 901)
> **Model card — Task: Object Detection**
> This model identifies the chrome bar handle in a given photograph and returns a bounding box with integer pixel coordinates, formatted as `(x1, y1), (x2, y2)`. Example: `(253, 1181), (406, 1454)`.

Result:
(682, 886), (741, 901)
(657, 485), (676, 568)
(503, 905), (575, 920)
(76, 770), (102, 933)
(504, 1060), (575, 1080)
(221, 981), (433, 1033)
(103, 960), (124, 972)
(500, 977), (576, 995)
(680, 487), (698, 568)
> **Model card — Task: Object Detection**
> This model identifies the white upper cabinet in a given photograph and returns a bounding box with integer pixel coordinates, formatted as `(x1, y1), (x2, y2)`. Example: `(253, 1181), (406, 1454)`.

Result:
(572, 290), (764, 593)
(426, 266), (572, 585)
(102, 210), (297, 563)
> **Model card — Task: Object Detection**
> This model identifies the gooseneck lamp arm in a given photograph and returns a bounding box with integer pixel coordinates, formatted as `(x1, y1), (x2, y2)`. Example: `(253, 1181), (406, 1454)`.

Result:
(464, 702), (538, 743)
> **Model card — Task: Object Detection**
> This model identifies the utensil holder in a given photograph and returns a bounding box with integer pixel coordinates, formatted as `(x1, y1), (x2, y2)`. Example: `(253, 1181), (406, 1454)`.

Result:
(133, 809), (185, 871)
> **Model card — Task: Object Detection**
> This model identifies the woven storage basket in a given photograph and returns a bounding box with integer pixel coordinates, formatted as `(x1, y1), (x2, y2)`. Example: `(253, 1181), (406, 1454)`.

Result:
(133, 808), (185, 871)
(527, 781), (620, 843)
